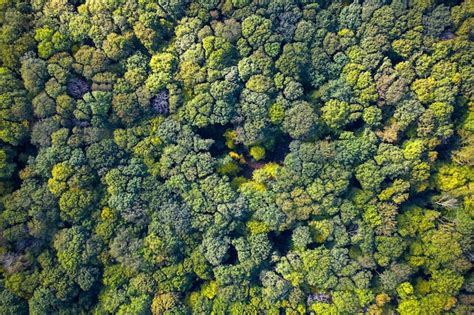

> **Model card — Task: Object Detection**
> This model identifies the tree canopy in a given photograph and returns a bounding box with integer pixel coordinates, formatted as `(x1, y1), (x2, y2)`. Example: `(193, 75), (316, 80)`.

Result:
(0, 0), (473, 314)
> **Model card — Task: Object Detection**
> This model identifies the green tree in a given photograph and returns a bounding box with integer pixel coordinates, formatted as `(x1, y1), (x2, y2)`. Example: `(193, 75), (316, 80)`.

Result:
(283, 101), (318, 139)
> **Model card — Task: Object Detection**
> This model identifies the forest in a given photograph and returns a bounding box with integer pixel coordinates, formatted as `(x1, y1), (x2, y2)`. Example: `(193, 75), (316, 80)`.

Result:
(0, 0), (473, 314)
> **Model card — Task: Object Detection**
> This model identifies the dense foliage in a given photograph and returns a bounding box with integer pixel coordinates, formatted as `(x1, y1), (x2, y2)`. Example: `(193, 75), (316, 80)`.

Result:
(1, 0), (473, 314)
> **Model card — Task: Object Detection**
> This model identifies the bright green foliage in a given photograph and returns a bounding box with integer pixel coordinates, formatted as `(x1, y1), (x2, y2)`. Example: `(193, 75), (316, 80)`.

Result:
(0, 1), (473, 314)
(249, 146), (265, 161)
(241, 15), (272, 48)
(34, 26), (70, 59)
(321, 99), (351, 130)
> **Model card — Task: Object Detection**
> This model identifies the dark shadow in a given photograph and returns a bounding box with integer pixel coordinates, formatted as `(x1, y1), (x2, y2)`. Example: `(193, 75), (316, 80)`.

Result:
(83, 38), (95, 48)
(268, 133), (292, 163)
(344, 117), (365, 133)
(223, 243), (238, 265)
(269, 229), (292, 256)
(349, 175), (362, 191)
(6, 142), (37, 193)
(437, 0), (462, 7)
(196, 123), (234, 157)
(307, 242), (319, 250)
(386, 49), (404, 65)
(68, 0), (86, 10)
(67, 76), (90, 99)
